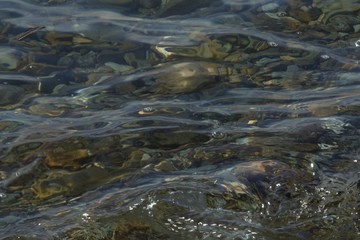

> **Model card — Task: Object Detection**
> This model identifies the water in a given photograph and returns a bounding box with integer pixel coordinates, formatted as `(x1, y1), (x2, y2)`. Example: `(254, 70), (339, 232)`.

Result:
(0, 0), (359, 239)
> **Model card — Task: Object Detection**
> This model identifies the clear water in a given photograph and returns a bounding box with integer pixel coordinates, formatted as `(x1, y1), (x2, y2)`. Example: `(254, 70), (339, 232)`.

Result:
(0, 0), (359, 239)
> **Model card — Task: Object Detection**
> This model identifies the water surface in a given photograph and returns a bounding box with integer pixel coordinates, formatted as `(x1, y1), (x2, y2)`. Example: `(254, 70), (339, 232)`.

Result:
(0, 0), (360, 239)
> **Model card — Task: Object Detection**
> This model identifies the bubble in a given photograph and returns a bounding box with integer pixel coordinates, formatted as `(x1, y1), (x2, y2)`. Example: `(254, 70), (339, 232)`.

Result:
(0, 193), (6, 199)
(268, 41), (278, 47)
(355, 39), (360, 47)
(129, 202), (141, 211)
(81, 212), (91, 222)
(276, 11), (287, 17)
(321, 54), (330, 60)
(138, 106), (155, 115)
(211, 131), (225, 139)
(143, 106), (154, 112)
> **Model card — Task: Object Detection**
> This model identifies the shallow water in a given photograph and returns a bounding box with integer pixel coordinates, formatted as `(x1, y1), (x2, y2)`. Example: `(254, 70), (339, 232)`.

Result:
(0, 0), (360, 239)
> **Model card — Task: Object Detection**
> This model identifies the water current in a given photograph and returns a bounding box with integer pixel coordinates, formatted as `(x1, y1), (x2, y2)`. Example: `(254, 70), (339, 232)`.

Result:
(0, 0), (360, 239)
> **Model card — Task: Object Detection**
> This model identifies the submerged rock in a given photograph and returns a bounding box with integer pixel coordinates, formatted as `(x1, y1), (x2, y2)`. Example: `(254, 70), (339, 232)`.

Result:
(59, 159), (315, 239)
(103, 61), (233, 96)
(0, 85), (24, 106)
(0, 47), (26, 71)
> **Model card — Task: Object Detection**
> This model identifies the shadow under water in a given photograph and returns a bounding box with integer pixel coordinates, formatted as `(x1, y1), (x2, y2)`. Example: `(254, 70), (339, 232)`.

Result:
(0, 0), (360, 239)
